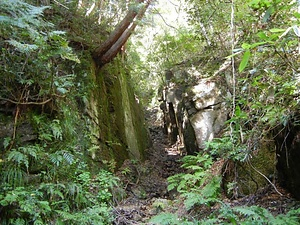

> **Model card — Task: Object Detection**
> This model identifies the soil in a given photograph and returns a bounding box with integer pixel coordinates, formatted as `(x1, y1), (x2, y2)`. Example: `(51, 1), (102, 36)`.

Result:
(113, 107), (300, 224)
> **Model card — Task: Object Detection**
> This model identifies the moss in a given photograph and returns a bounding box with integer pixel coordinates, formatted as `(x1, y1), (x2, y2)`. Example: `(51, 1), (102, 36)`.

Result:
(81, 57), (149, 169)
(238, 143), (276, 195)
(223, 140), (276, 197)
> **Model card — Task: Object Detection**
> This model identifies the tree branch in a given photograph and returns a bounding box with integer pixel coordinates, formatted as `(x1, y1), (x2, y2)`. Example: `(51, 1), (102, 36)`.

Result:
(93, 0), (144, 59)
(0, 97), (52, 105)
(93, 0), (152, 66)
(99, 1), (151, 65)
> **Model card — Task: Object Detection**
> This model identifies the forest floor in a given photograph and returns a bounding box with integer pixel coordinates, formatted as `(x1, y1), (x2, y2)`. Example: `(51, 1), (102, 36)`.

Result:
(112, 107), (300, 225)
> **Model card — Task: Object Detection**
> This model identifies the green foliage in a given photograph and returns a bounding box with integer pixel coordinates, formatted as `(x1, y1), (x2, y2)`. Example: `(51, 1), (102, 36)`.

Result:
(150, 1), (300, 224)
(0, 187), (52, 224)
(150, 212), (194, 225)
(204, 0), (300, 163)
(0, 163), (120, 224)
(0, 0), (79, 106)
(129, 28), (204, 105)
(167, 153), (221, 210)
(149, 0), (300, 224)
(0, 2), (123, 224)
(150, 202), (300, 225)
(204, 204), (300, 225)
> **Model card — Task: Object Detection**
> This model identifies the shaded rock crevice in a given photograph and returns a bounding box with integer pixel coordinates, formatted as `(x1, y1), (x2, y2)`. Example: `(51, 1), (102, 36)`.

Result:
(275, 124), (300, 200)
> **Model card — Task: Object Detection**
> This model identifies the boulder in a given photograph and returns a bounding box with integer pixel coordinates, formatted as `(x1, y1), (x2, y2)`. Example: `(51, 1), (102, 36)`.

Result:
(160, 69), (229, 153)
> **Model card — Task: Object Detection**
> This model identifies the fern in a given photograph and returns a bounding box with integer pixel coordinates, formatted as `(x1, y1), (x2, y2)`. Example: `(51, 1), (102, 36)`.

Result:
(3, 147), (37, 186)
(0, 0), (50, 29)
(233, 205), (272, 223)
(7, 150), (29, 168)
(50, 119), (63, 140)
(39, 183), (66, 201)
(211, 204), (300, 225)
(62, 151), (74, 164)
(6, 39), (39, 53)
(269, 207), (300, 225)
(55, 204), (112, 225)
(5, 167), (25, 186)
(149, 213), (181, 225)
(49, 152), (64, 167)
(182, 176), (221, 210)
(201, 176), (221, 198)
(65, 182), (81, 200)
(9, 218), (26, 225)
(183, 192), (204, 210)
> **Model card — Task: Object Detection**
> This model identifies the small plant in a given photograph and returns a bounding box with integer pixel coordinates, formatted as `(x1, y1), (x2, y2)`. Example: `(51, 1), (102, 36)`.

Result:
(196, 204), (300, 225)
(167, 153), (221, 210)
(150, 202), (300, 225)
(0, 187), (52, 224)
(0, 168), (122, 224)
(150, 212), (194, 225)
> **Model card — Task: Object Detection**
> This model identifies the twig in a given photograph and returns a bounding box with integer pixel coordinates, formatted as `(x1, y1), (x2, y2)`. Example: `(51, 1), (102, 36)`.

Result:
(53, 0), (69, 9)
(247, 158), (283, 196)
(152, 7), (178, 31)
(7, 105), (20, 151)
(0, 97), (52, 105)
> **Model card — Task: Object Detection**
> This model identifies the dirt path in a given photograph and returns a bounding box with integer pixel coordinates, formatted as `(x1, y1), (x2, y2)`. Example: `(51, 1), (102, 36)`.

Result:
(112, 108), (300, 224)
(113, 107), (183, 224)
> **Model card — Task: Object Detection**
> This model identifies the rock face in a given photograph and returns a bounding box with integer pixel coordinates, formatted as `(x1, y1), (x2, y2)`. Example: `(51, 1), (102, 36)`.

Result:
(159, 68), (277, 197)
(160, 69), (229, 154)
(78, 60), (150, 167)
(189, 80), (228, 149)
(0, 57), (150, 170)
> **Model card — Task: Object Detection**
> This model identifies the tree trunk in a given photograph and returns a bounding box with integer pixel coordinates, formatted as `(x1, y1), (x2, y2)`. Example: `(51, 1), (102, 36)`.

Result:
(93, 0), (151, 66)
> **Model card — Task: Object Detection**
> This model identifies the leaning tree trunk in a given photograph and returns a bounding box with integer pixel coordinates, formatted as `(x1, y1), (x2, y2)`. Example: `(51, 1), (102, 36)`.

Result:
(93, 0), (151, 66)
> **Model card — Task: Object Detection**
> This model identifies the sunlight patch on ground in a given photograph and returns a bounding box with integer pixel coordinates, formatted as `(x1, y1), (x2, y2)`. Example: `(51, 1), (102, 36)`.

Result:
(165, 144), (184, 156)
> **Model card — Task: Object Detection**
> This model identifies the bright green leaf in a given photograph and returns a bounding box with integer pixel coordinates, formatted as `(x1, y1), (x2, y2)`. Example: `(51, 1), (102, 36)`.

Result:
(241, 43), (251, 50)
(269, 28), (286, 33)
(239, 50), (251, 72)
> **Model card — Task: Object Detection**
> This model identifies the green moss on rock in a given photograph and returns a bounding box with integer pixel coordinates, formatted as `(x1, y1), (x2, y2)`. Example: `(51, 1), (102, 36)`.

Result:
(82, 57), (149, 169)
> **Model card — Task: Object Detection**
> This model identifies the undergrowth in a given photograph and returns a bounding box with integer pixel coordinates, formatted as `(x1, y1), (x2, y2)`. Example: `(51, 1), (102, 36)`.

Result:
(150, 152), (300, 225)
(0, 1), (123, 224)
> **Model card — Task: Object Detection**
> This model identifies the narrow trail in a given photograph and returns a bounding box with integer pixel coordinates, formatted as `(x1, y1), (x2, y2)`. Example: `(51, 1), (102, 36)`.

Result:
(113, 107), (184, 224)
(112, 108), (300, 224)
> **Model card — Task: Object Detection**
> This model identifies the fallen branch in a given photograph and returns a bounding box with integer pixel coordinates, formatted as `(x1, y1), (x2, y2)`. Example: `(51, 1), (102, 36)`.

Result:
(0, 97), (52, 105)
(247, 157), (283, 196)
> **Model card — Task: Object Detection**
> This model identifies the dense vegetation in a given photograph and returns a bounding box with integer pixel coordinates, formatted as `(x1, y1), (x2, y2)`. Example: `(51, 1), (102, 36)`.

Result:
(1, 0), (300, 224)
(0, 0), (124, 224)
(131, 0), (300, 223)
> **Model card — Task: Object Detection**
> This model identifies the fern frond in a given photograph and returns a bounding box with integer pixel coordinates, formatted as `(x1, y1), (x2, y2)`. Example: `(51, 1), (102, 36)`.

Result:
(7, 149), (29, 168)
(201, 176), (221, 198)
(149, 213), (180, 225)
(65, 182), (81, 199)
(2, 165), (26, 187)
(27, 5), (50, 18)
(6, 39), (39, 54)
(272, 208), (300, 225)
(50, 119), (63, 140)
(49, 152), (63, 167)
(62, 151), (74, 165)
(233, 205), (274, 223)
(183, 192), (203, 210)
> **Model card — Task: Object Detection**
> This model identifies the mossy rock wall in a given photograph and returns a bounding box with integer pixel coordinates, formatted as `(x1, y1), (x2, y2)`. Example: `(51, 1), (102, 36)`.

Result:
(85, 58), (149, 168)
(0, 53), (149, 175)
(222, 140), (276, 197)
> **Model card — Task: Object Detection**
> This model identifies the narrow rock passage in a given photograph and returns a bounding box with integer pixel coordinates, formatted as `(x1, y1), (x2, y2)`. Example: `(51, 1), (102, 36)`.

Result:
(113, 107), (184, 224)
